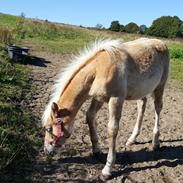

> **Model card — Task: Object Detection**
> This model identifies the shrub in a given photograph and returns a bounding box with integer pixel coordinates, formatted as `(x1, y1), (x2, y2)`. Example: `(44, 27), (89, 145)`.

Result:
(124, 22), (139, 33)
(147, 16), (183, 38)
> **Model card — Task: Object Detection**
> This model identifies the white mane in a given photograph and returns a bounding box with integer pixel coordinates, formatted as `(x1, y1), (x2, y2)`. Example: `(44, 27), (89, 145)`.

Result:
(42, 39), (123, 126)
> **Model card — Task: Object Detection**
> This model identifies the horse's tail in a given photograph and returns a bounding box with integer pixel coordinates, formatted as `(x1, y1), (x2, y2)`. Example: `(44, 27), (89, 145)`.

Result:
(158, 41), (170, 85)
(155, 40), (170, 91)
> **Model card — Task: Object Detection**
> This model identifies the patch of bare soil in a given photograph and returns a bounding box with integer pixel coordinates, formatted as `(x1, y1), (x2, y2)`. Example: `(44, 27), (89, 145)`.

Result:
(27, 50), (183, 183)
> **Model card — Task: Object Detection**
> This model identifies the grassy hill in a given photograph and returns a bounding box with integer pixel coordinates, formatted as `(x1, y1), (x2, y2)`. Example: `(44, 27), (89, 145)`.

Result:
(0, 13), (182, 79)
(0, 12), (182, 182)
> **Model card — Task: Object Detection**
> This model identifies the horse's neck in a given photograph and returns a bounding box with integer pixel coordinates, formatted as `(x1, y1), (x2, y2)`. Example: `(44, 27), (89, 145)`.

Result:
(58, 62), (96, 118)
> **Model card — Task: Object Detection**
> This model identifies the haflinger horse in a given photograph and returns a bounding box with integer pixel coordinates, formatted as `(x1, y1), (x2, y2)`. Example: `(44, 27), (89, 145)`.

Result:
(42, 38), (169, 180)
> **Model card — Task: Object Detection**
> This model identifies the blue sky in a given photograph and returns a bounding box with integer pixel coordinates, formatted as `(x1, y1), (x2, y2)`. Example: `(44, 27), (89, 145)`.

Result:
(0, 0), (183, 28)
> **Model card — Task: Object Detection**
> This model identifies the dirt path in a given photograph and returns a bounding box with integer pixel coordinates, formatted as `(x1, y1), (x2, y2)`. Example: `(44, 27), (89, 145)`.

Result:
(27, 50), (183, 183)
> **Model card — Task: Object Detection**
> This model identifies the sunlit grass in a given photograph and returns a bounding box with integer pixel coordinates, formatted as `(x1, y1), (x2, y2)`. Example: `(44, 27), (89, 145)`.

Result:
(170, 59), (183, 81)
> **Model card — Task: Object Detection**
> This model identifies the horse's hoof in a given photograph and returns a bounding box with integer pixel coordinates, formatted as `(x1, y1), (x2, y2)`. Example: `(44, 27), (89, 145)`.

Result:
(99, 173), (111, 181)
(152, 143), (160, 151)
(126, 140), (135, 146)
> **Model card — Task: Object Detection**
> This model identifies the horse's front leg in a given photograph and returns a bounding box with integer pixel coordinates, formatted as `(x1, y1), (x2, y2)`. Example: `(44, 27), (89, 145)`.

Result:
(101, 97), (123, 180)
(86, 99), (103, 154)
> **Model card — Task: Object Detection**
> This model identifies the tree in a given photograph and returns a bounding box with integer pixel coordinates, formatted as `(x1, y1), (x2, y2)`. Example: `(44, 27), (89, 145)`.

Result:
(20, 12), (26, 18)
(95, 23), (103, 29)
(147, 16), (183, 38)
(124, 22), (139, 33)
(139, 24), (148, 34)
(120, 24), (125, 32)
(109, 21), (120, 32)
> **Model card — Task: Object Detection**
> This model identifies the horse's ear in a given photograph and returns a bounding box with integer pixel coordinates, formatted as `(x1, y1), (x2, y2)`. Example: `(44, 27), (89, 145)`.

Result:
(51, 102), (59, 114)
(59, 108), (71, 117)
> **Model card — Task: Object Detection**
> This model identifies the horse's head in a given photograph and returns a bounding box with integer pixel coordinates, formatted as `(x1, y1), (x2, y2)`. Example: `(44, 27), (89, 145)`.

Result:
(43, 102), (71, 155)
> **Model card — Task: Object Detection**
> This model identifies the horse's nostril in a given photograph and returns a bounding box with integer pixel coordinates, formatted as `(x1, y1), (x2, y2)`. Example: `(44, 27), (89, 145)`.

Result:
(44, 144), (55, 156)
(49, 151), (54, 156)
(44, 146), (50, 155)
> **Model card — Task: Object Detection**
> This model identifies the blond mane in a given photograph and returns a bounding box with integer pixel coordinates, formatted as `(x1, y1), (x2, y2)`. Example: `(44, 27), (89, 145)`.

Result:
(42, 39), (123, 126)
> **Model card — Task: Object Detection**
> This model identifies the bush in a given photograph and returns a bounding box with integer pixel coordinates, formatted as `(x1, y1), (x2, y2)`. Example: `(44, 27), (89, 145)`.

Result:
(147, 16), (183, 38)
(169, 47), (183, 59)
(124, 22), (139, 33)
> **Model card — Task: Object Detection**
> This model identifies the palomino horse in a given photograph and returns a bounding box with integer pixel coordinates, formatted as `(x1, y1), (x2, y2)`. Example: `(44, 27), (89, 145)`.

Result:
(42, 38), (169, 179)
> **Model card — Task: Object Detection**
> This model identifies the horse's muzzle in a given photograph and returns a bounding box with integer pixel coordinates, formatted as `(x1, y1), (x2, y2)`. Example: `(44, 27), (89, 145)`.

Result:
(44, 144), (54, 156)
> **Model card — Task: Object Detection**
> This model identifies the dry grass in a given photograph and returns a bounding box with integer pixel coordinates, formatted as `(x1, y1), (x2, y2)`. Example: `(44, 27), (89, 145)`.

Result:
(0, 28), (13, 44)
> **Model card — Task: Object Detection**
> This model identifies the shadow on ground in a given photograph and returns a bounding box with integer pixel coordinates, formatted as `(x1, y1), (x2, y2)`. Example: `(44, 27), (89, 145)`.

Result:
(35, 139), (183, 182)
(14, 55), (51, 67)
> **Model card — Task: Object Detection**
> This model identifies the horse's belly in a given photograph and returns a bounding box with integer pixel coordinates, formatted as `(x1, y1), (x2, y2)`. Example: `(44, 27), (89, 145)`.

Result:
(126, 72), (162, 100)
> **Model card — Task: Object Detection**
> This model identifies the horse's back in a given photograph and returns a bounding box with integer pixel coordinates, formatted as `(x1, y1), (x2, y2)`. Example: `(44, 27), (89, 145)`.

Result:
(123, 38), (169, 100)
(89, 38), (169, 101)
(123, 38), (169, 62)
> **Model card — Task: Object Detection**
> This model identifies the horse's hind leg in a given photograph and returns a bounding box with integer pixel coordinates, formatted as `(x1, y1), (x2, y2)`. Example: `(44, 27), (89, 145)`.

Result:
(126, 97), (147, 146)
(86, 98), (103, 154)
(152, 86), (164, 150)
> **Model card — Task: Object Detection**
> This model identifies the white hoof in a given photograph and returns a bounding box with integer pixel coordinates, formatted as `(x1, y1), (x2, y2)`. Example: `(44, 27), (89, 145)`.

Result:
(102, 166), (111, 179)
(126, 139), (136, 146)
(152, 143), (160, 150)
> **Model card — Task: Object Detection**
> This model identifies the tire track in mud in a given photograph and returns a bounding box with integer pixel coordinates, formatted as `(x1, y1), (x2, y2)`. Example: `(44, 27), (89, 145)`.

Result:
(27, 50), (183, 183)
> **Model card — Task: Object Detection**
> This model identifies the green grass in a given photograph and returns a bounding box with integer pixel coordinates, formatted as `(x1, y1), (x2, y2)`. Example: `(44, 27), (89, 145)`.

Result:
(168, 44), (183, 81)
(0, 44), (41, 182)
(0, 13), (20, 28)
(170, 59), (183, 81)
(26, 28), (96, 54)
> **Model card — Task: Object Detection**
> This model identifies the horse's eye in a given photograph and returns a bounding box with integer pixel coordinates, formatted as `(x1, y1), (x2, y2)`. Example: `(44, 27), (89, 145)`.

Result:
(46, 127), (52, 132)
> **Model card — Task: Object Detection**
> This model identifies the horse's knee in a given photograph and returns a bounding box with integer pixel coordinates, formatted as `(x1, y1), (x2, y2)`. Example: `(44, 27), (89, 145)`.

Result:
(108, 124), (119, 137)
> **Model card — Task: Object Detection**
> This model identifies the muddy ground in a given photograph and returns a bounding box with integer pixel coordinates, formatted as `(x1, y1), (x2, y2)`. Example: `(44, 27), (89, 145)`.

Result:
(27, 49), (183, 183)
